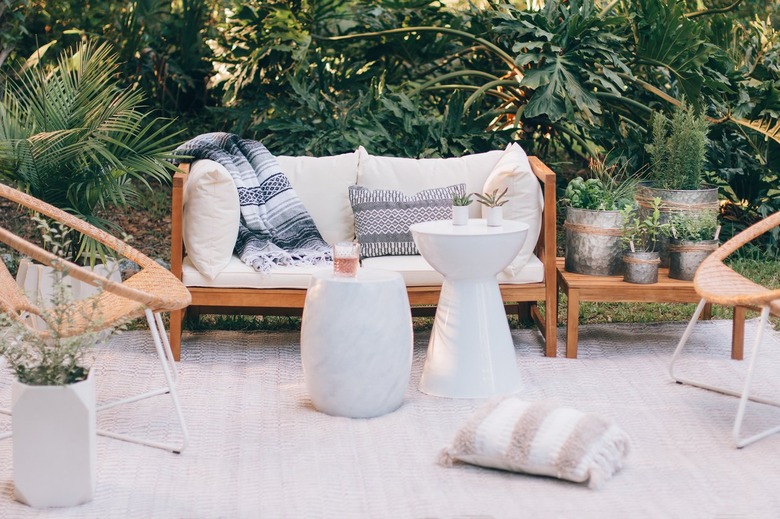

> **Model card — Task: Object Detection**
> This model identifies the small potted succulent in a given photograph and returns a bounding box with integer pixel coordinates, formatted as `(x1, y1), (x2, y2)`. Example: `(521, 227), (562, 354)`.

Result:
(452, 192), (473, 226)
(620, 197), (670, 284)
(475, 187), (509, 226)
(667, 210), (720, 281)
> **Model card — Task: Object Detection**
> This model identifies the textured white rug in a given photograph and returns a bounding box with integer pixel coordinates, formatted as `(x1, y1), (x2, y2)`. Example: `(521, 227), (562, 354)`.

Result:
(2, 320), (780, 518)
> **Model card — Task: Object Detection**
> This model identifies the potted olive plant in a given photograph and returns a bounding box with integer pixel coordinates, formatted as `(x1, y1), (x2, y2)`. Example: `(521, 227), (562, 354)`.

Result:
(0, 222), (114, 508)
(563, 157), (639, 276)
(667, 210), (720, 281)
(637, 101), (717, 266)
(620, 198), (670, 284)
(475, 187), (509, 226)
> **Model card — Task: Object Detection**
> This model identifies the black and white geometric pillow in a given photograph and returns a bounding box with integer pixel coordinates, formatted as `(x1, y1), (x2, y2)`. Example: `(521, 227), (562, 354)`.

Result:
(348, 184), (467, 258)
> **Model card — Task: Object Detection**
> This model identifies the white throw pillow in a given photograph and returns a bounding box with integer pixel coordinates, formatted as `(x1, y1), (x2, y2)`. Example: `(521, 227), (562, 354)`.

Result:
(182, 159), (240, 280)
(277, 150), (360, 245)
(482, 143), (544, 276)
(357, 146), (504, 218)
(440, 396), (631, 489)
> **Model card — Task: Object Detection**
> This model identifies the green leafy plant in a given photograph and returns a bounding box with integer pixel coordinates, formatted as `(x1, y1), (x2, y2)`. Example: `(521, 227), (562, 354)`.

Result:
(0, 218), (116, 386)
(668, 210), (720, 242)
(0, 40), (182, 263)
(564, 157), (639, 210)
(647, 102), (710, 190)
(452, 192), (473, 207)
(475, 187), (509, 208)
(620, 197), (670, 252)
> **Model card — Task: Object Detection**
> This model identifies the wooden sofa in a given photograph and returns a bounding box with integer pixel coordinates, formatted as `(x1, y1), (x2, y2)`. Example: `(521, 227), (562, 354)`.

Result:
(168, 147), (558, 361)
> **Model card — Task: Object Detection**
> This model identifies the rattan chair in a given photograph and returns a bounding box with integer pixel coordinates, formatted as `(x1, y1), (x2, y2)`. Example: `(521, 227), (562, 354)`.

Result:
(0, 182), (192, 453)
(670, 210), (780, 448)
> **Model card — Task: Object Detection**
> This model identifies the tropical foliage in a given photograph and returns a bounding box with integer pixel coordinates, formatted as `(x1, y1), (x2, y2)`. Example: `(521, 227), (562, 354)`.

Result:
(0, 41), (181, 262)
(0, 0), (778, 252)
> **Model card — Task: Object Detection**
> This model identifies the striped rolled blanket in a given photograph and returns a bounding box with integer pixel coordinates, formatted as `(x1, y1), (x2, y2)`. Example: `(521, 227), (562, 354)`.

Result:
(440, 396), (631, 489)
(175, 133), (332, 272)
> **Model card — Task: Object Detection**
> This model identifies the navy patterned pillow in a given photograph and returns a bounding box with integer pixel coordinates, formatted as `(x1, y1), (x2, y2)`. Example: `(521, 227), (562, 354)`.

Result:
(348, 184), (466, 258)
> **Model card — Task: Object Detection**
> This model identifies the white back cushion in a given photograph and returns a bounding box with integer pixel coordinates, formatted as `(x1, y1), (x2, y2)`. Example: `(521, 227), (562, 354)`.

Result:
(277, 150), (360, 245)
(357, 146), (504, 218)
(482, 143), (544, 275)
(183, 159), (240, 280)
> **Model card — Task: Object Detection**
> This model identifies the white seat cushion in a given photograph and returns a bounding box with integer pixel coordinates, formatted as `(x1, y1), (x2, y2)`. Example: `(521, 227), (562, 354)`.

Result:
(362, 254), (544, 286)
(182, 253), (544, 289)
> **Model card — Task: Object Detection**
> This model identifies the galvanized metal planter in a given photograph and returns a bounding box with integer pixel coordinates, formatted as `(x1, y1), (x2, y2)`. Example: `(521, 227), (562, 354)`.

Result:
(623, 251), (660, 284)
(668, 239), (718, 281)
(564, 207), (624, 276)
(635, 185), (719, 267)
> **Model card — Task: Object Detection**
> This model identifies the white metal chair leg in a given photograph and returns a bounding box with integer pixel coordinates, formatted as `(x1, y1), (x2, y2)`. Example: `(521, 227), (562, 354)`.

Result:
(97, 309), (189, 453)
(670, 303), (780, 448)
(0, 407), (9, 441)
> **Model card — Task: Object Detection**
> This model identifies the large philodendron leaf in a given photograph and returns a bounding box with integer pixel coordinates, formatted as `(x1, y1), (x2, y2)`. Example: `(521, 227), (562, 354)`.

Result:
(631, 0), (716, 106)
(498, 0), (630, 124)
(521, 57), (600, 121)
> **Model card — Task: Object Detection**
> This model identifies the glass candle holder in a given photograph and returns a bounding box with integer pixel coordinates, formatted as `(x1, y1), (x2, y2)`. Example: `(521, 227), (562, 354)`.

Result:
(333, 241), (360, 277)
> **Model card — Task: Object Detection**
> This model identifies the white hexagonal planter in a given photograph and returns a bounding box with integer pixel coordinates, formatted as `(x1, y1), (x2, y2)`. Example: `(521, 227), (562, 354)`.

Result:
(12, 372), (96, 508)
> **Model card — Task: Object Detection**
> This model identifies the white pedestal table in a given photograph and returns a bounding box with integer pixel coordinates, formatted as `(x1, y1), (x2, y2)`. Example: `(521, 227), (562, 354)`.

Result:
(409, 219), (529, 398)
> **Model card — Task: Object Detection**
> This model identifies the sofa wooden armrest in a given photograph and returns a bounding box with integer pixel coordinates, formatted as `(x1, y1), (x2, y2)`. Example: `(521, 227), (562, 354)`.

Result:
(168, 158), (557, 361)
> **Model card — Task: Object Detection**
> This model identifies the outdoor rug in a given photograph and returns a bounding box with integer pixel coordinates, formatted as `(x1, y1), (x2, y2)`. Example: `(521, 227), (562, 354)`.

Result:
(1, 319), (780, 518)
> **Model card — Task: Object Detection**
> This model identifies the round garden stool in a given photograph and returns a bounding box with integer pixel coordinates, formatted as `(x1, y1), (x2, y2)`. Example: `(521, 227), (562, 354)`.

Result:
(300, 268), (413, 418)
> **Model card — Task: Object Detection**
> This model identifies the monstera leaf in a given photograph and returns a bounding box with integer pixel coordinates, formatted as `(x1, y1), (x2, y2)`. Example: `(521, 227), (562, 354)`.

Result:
(631, 0), (716, 106)
(502, 0), (630, 123)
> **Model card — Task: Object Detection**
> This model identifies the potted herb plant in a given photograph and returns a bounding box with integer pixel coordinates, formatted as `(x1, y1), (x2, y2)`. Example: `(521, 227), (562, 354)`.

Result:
(563, 157), (639, 276)
(667, 210), (720, 281)
(620, 198), (670, 284)
(452, 192), (473, 226)
(475, 187), (509, 226)
(0, 223), (112, 508)
(637, 101), (718, 267)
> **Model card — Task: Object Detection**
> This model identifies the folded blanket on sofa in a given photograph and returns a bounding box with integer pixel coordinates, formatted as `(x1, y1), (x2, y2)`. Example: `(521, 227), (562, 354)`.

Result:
(175, 133), (331, 272)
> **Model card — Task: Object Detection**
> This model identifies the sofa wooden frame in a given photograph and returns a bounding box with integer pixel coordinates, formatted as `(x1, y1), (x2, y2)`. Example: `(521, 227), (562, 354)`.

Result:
(169, 158), (558, 361)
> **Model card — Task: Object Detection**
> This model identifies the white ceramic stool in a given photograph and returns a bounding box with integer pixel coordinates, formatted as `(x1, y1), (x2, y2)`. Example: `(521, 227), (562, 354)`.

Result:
(410, 219), (529, 398)
(300, 268), (413, 418)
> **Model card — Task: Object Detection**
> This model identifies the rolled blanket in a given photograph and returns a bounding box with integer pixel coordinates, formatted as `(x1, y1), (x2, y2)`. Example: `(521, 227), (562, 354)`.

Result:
(175, 133), (332, 272)
(440, 396), (631, 489)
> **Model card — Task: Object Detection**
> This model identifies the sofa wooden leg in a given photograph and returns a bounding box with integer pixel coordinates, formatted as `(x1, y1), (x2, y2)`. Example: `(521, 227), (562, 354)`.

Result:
(169, 308), (184, 361)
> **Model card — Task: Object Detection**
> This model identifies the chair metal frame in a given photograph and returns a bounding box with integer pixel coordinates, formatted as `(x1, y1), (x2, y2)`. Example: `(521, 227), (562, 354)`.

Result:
(0, 183), (192, 453)
(669, 210), (780, 448)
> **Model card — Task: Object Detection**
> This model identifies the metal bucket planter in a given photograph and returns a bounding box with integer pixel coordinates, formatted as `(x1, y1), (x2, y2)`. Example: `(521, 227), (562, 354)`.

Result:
(635, 185), (719, 268)
(564, 207), (624, 276)
(668, 239), (718, 281)
(623, 251), (660, 284)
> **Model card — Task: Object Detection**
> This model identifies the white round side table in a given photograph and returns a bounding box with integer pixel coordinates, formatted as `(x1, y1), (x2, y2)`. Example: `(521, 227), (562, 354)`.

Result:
(300, 268), (413, 418)
(409, 219), (529, 398)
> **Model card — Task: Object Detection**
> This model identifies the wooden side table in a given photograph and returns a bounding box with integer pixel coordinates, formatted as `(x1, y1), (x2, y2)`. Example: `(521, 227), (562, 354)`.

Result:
(556, 258), (746, 359)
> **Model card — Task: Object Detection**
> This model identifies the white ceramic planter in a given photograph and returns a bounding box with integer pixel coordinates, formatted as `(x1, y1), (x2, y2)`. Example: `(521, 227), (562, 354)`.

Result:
(12, 372), (96, 508)
(483, 206), (503, 227)
(16, 259), (121, 332)
(452, 205), (470, 226)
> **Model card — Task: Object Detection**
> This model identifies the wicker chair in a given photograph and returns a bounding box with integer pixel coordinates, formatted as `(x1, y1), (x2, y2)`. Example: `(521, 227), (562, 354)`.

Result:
(669, 210), (780, 448)
(0, 183), (192, 453)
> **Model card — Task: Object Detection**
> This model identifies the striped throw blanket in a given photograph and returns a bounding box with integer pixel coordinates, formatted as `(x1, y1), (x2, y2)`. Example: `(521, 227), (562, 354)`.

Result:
(175, 133), (331, 272)
(440, 397), (631, 489)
